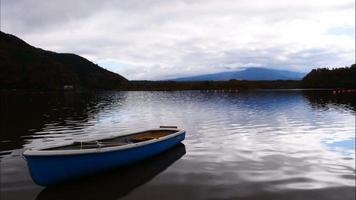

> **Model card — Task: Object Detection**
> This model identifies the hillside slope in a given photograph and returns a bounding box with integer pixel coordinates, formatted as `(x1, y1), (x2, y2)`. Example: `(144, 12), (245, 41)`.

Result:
(0, 31), (128, 90)
(301, 64), (356, 88)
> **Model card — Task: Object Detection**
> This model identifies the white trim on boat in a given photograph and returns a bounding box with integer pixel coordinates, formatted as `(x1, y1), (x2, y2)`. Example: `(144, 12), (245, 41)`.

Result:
(23, 128), (185, 156)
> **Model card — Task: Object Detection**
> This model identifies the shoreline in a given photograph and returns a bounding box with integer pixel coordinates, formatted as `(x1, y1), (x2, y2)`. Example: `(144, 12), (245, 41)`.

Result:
(1, 88), (356, 93)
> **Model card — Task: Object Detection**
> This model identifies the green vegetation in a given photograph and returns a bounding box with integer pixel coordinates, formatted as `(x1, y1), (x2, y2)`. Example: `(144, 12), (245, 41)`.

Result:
(0, 31), (128, 90)
(301, 64), (355, 89)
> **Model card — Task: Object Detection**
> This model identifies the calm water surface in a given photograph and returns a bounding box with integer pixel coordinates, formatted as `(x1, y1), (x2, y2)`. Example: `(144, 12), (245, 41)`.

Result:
(0, 90), (355, 200)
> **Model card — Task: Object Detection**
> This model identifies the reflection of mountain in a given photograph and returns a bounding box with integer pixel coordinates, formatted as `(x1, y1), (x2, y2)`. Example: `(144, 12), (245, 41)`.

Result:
(0, 92), (127, 152)
(302, 90), (356, 112)
(35, 143), (186, 200)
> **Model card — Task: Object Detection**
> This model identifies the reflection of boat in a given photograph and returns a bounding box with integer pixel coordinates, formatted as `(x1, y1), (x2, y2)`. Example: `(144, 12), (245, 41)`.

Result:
(36, 143), (186, 200)
(23, 127), (186, 186)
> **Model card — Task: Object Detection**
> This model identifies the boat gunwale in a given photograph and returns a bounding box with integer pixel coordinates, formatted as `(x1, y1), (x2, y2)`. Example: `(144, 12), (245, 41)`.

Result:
(23, 128), (185, 156)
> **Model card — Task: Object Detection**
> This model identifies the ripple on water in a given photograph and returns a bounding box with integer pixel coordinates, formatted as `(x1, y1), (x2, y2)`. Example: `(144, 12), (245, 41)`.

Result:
(0, 91), (355, 200)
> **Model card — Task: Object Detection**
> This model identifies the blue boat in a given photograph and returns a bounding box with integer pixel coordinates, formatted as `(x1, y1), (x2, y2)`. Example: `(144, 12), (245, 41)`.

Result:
(23, 126), (185, 186)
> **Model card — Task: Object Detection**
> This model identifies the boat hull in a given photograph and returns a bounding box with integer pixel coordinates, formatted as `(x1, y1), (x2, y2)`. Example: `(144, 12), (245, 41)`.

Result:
(24, 131), (185, 186)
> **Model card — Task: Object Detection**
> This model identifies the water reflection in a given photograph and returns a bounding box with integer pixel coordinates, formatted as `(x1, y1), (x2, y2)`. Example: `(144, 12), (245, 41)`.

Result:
(35, 143), (185, 200)
(0, 91), (127, 151)
(323, 138), (355, 156)
(302, 90), (356, 112)
(0, 90), (355, 200)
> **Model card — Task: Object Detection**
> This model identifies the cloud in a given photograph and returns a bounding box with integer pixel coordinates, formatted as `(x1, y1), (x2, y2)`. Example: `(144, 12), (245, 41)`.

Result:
(2, 0), (355, 80)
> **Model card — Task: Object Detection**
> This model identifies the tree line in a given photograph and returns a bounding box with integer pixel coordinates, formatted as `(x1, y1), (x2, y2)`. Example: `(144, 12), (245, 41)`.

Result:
(301, 64), (355, 89)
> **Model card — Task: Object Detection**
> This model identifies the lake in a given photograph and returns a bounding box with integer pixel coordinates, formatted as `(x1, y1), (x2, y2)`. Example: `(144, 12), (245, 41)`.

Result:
(0, 90), (355, 200)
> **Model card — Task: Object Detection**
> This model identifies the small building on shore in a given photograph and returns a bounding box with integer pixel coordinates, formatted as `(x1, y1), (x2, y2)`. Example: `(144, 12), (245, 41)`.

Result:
(63, 85), (74, 90)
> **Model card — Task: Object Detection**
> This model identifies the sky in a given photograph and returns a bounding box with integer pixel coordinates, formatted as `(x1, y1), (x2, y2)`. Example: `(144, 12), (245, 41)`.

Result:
(1, 0), (355, 80)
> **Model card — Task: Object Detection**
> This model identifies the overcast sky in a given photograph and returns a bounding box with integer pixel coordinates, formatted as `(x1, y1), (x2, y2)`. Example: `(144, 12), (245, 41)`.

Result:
(1, 0), (355, 80)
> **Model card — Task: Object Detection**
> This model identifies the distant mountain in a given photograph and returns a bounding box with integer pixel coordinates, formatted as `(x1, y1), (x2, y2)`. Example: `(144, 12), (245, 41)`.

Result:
(0, 31), (128, 90)
(172, 67), (306, 81)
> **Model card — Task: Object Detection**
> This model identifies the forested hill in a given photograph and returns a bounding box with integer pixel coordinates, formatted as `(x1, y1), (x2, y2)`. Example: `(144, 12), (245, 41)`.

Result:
(301, 64), (356, 89)
(0, 31), (128, 90)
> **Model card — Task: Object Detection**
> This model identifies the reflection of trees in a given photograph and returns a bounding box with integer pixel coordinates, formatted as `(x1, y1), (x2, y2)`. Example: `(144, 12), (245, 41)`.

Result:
(36, 143), (186, 200)
(302, 90), (356, 112)
(0, 91), (127, 151)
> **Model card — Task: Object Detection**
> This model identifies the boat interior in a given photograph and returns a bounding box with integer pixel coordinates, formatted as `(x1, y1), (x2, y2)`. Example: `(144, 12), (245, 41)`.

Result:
(45, 130), (178, 151)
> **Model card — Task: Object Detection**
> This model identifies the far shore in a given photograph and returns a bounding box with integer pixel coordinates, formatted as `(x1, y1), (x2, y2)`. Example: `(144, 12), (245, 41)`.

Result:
(1, 80), (355, 93)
